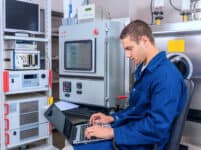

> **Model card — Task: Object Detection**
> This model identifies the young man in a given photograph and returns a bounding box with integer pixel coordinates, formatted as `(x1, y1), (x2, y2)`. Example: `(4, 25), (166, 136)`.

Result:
(72, 20), (187, 150)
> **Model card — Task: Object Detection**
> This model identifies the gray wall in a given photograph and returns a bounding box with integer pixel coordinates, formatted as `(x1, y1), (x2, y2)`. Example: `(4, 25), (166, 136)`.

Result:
(48, 0), (187, 23)
(52, 0), (63, 12)
(89, 0), (130, 19)
(40, 0), (64, 12)
(89, 0), (188, 24)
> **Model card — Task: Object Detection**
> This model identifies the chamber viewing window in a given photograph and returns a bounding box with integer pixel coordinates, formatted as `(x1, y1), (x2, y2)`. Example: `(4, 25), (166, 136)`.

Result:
(167, 53), (193, 79)
(64, 40), (93, 71)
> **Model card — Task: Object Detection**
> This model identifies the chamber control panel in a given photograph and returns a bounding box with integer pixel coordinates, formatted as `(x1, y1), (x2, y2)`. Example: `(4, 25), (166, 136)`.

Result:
(63, 81), (84, 97)
(59, 78), (105, 106)
(63, 81), (71, 93)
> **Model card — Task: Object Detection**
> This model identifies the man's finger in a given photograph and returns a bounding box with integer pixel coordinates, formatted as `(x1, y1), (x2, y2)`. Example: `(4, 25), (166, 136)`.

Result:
(89, 114), (99, 124)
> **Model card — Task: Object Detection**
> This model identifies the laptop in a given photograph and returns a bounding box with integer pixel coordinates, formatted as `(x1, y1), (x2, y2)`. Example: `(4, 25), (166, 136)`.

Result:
(44, 104), (111, 144)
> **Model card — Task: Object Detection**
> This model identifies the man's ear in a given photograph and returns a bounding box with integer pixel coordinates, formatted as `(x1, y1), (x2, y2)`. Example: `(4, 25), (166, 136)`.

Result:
(139, 36), (149, 48)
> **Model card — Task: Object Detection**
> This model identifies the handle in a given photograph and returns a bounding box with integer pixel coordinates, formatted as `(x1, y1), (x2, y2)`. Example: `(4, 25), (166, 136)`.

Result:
(117, 95), (128, 100)
(49, 70), (52, 89)
(3, 71), (9, 92)
(4, 118), (10, 131)
(4, 103), (9, 115)
(104, 41), (110, 101)
(5, 133), (10, 145)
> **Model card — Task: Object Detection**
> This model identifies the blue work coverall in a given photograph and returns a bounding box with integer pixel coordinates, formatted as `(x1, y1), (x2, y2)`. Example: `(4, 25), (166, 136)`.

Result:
(74, 51), (187, 150)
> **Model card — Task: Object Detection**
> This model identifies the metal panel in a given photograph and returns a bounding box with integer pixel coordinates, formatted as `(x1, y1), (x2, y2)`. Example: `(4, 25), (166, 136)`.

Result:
(152, 21), (201, 35)
(152, 22), (201, 111)
(154, 34), (201, 77)
(152, 22), (201, 148)
(59, 21), (107, 77)
(7, 123), (49, 148)
(20, 126), (39, 140)
(0, 0), (52, 149)
(0, 0), (5, 149)
(189, 78), (201, 110)
(20, 101), (38, 113)
(7, 94), (48, 130)
(59, 21), (125, 108)
(59, 77), (105, 106)
(20, 112), (39, 125)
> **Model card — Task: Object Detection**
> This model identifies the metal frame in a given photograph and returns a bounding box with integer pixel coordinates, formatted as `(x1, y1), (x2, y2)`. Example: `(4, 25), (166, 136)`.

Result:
(0, 0), (5, 149)
(0, 0), (52, 149)
(152, 20), (201, 35)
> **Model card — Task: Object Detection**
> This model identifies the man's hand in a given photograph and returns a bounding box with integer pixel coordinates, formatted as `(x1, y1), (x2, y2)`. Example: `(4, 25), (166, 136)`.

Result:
(89, 112), (114, 125)
(85, 125), (114, 139)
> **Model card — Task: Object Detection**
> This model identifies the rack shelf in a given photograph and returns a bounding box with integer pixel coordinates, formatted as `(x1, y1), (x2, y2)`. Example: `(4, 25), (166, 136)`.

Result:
(0, 0), (53, 149)
(4, 36), (49, 42)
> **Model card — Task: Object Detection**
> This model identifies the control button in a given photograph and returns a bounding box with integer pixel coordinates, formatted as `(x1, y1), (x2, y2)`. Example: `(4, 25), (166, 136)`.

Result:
(76, 82), (82, 89)
(65, 93), (70, 97)
(63, 81), (71, 92)
(41, 74), (46, 78)
(13, 131), (17, 136)
(76, 91), (82, 94)
(11, 78), (14, 83)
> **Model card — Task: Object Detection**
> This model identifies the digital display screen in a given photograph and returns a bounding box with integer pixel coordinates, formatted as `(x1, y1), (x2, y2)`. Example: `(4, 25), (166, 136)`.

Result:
(6, 0), (39, 32)
(64, 40), (93, 71)
(24, 74), (37, 79)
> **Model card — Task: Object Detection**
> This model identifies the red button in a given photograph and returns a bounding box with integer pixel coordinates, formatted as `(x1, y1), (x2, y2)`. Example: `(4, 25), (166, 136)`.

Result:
(93, 29), (99, 35)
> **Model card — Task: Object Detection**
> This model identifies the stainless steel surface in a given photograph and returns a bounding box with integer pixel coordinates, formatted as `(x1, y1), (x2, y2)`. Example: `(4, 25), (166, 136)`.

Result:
(59, 21), (125, 108)
(154, 34), (201, 77)
(152, 22), (201, 109)
(59, 20), (124, 77)
(152, 21), (201, 35)
(152, 22), (201, 148)
(152, 22), (201, 77)
(6, 94), (49, 148)
(188, 78), (201, 110)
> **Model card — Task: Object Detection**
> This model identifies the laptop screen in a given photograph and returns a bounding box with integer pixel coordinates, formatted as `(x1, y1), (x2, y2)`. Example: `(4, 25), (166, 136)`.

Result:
(44, 104), (70, 136)
(44, 104), (88, 139)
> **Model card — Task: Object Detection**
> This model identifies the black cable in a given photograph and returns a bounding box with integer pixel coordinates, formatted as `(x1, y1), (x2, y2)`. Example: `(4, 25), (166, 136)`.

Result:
(169, 0), (181, 12)
(150, 0), (154, 25)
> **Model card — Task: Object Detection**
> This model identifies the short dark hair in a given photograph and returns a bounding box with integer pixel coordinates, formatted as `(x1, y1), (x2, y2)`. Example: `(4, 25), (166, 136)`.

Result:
(120, 20), (155, 45)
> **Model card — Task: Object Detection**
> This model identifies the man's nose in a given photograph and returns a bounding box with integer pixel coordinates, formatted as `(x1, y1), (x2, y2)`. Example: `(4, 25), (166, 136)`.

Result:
(125, 51), (131, 58)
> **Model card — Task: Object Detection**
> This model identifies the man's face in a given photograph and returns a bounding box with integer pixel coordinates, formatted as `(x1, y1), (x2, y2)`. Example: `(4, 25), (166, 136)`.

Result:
(121, 36), (146, 65)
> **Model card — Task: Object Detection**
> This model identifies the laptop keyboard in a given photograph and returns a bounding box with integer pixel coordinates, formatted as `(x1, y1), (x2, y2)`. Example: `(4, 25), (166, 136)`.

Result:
(73, 123), (111, 144)
(80, 124), (91, 141)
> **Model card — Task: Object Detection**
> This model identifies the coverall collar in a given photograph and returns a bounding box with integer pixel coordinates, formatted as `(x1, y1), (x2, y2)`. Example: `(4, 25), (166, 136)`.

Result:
(135, 51), (167, 81)
(146, 51), (167, 72)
